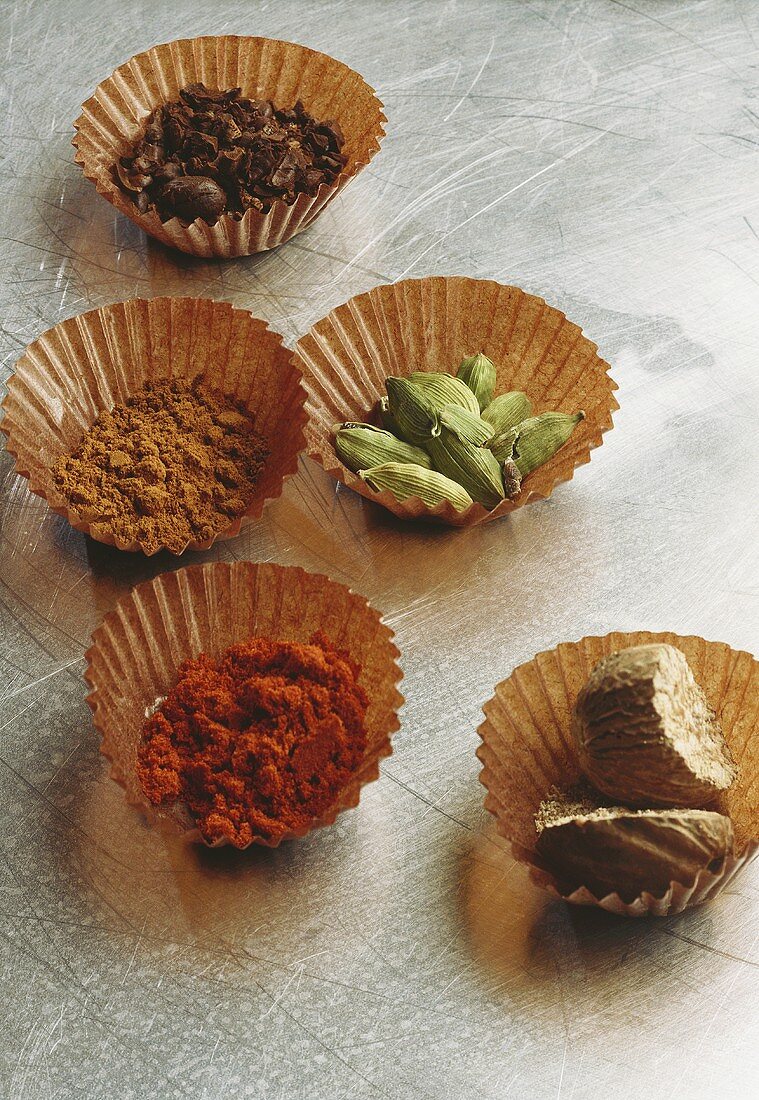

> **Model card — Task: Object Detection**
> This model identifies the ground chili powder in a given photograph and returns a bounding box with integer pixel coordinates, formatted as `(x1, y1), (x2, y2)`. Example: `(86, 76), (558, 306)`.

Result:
(137, 632), (369, 846)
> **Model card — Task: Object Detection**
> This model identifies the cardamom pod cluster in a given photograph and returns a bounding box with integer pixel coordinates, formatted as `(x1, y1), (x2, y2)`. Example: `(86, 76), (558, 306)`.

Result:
(533, 645), (739, 903)
(332, 354), (586, 512)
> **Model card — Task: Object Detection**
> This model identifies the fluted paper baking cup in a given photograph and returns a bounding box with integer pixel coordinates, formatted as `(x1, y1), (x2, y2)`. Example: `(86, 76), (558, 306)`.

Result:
(477, 631), (758, 916)
(295, 276), (618, 527)
(84, 561), (403, 847)
(73, 36), (386, 258)
(0, 297), (307, 554)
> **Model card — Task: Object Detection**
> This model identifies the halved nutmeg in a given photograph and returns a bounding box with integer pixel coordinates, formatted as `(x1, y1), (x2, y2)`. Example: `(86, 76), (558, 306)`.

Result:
(535, 789), (734, 903)
(572, 644), (737, 808)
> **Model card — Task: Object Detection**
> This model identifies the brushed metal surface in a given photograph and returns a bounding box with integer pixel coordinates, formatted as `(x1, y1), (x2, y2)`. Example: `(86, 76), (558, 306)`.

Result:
(0, 2), (757, 1098)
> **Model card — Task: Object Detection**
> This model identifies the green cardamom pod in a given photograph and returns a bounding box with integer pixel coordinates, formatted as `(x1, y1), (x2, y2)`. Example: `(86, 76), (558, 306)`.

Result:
(488, 425), (519, 465)
(360, 461), (474, 511)
(385, 377), (442, 446)
(427, 428), (506, 509)
(408, 372), (480, 415)
(457, 353), (497, 411)
(482, 391), (533, 435)
(513, 411), (586, 476)
(378, 395), (402, 436)
(439, 403), (494, 447)
(335, 424), (433, 473)
(502, 459), (522, 499)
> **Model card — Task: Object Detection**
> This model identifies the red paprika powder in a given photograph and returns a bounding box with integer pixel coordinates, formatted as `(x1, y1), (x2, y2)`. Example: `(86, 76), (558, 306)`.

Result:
(136, 632), (369, 846)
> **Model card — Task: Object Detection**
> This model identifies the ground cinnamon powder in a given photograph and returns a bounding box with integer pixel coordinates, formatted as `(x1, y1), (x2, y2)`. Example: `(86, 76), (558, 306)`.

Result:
(136, 632), (369, 846)
(51, 377), (269, 554)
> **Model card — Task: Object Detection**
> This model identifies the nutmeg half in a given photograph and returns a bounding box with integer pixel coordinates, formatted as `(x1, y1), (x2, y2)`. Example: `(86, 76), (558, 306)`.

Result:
(572, 644), (736, 808)
(535, 789), (734, 903)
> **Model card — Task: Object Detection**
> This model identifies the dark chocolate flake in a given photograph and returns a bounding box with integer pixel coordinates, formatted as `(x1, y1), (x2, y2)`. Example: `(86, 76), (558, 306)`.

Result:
(115, 82), (348, 225)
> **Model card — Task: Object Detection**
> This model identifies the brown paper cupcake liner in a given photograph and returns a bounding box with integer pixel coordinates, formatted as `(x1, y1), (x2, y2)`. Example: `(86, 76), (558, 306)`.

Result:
(73, 36), (386, 258)
(295, 276), (618, 527)
(84, 561), (404, 847)
(0, 296), (307, 554)
(477, 631), (758, 916)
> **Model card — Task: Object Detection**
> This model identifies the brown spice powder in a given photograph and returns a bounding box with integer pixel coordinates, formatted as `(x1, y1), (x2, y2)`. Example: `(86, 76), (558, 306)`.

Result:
(51, 377), (270, 554)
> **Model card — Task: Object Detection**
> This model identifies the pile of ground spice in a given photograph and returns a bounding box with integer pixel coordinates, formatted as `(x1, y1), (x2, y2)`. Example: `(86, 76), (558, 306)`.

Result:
(136, 632), (369, 846)
(51, 377), (269, 554)
(116, 83), (347, 225)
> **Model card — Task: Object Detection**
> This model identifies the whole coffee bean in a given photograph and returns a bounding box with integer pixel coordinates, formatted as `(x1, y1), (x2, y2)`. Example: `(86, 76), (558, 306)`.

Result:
(159, 176), (227, 224)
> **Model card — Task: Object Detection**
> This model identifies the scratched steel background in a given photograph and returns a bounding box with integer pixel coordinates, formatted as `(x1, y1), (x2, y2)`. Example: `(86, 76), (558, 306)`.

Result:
(0, 1), (758, 1097)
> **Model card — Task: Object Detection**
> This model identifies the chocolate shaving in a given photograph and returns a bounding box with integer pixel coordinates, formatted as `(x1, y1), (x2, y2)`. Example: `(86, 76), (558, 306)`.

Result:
(116, 83), (348, 225)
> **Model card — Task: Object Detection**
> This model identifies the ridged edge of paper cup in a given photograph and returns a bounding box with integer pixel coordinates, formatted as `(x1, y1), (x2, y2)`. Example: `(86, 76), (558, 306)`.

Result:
(0, 297), (307, 554)
(84, 561), (404, 847)
(73, 35), (386, 258)
(477, 630), (758, 916)
(295, 276), (618, 527)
